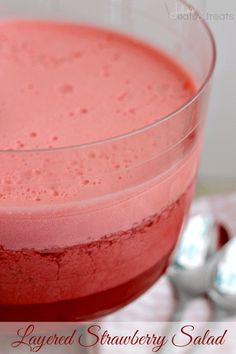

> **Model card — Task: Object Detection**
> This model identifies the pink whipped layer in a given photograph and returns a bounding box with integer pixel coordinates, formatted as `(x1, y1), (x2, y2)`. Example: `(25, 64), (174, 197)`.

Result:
(0, 20), (198, 251)
(0, 21), (194, 150)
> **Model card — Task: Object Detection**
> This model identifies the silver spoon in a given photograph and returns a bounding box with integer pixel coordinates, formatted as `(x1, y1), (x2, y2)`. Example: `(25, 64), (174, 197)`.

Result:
(167, 214), (229, 321)
(186, 238), (236, 354)
(206, 237), (236, 320)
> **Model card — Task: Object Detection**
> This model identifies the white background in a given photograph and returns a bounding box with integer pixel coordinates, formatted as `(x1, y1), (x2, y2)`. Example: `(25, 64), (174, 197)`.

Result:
(190, 0), (236, 181)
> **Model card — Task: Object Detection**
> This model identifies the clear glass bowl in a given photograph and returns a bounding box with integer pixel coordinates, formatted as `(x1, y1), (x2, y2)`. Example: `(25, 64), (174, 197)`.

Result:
(0, 0), (216, 321)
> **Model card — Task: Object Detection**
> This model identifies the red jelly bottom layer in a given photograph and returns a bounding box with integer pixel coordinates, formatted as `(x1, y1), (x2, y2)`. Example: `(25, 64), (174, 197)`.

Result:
(0, 253), (169, 322)
(0, 182), (194, 321)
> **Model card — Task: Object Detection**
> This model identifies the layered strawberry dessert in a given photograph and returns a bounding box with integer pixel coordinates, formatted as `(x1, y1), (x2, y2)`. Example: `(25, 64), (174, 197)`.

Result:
(0, 21), (199, 320)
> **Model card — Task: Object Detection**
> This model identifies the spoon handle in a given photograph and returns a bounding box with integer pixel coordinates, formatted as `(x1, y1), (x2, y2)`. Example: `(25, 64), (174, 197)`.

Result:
(169, 298), (188, 322)
(161, 293), (192, 354)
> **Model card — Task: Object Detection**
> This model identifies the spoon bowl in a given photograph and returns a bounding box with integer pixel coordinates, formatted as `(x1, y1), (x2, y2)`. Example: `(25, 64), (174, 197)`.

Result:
(167, 214), (230, 300)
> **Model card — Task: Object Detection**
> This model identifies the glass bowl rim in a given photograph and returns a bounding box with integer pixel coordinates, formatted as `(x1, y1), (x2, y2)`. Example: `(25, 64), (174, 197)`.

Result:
(0, 0), (217, 155)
